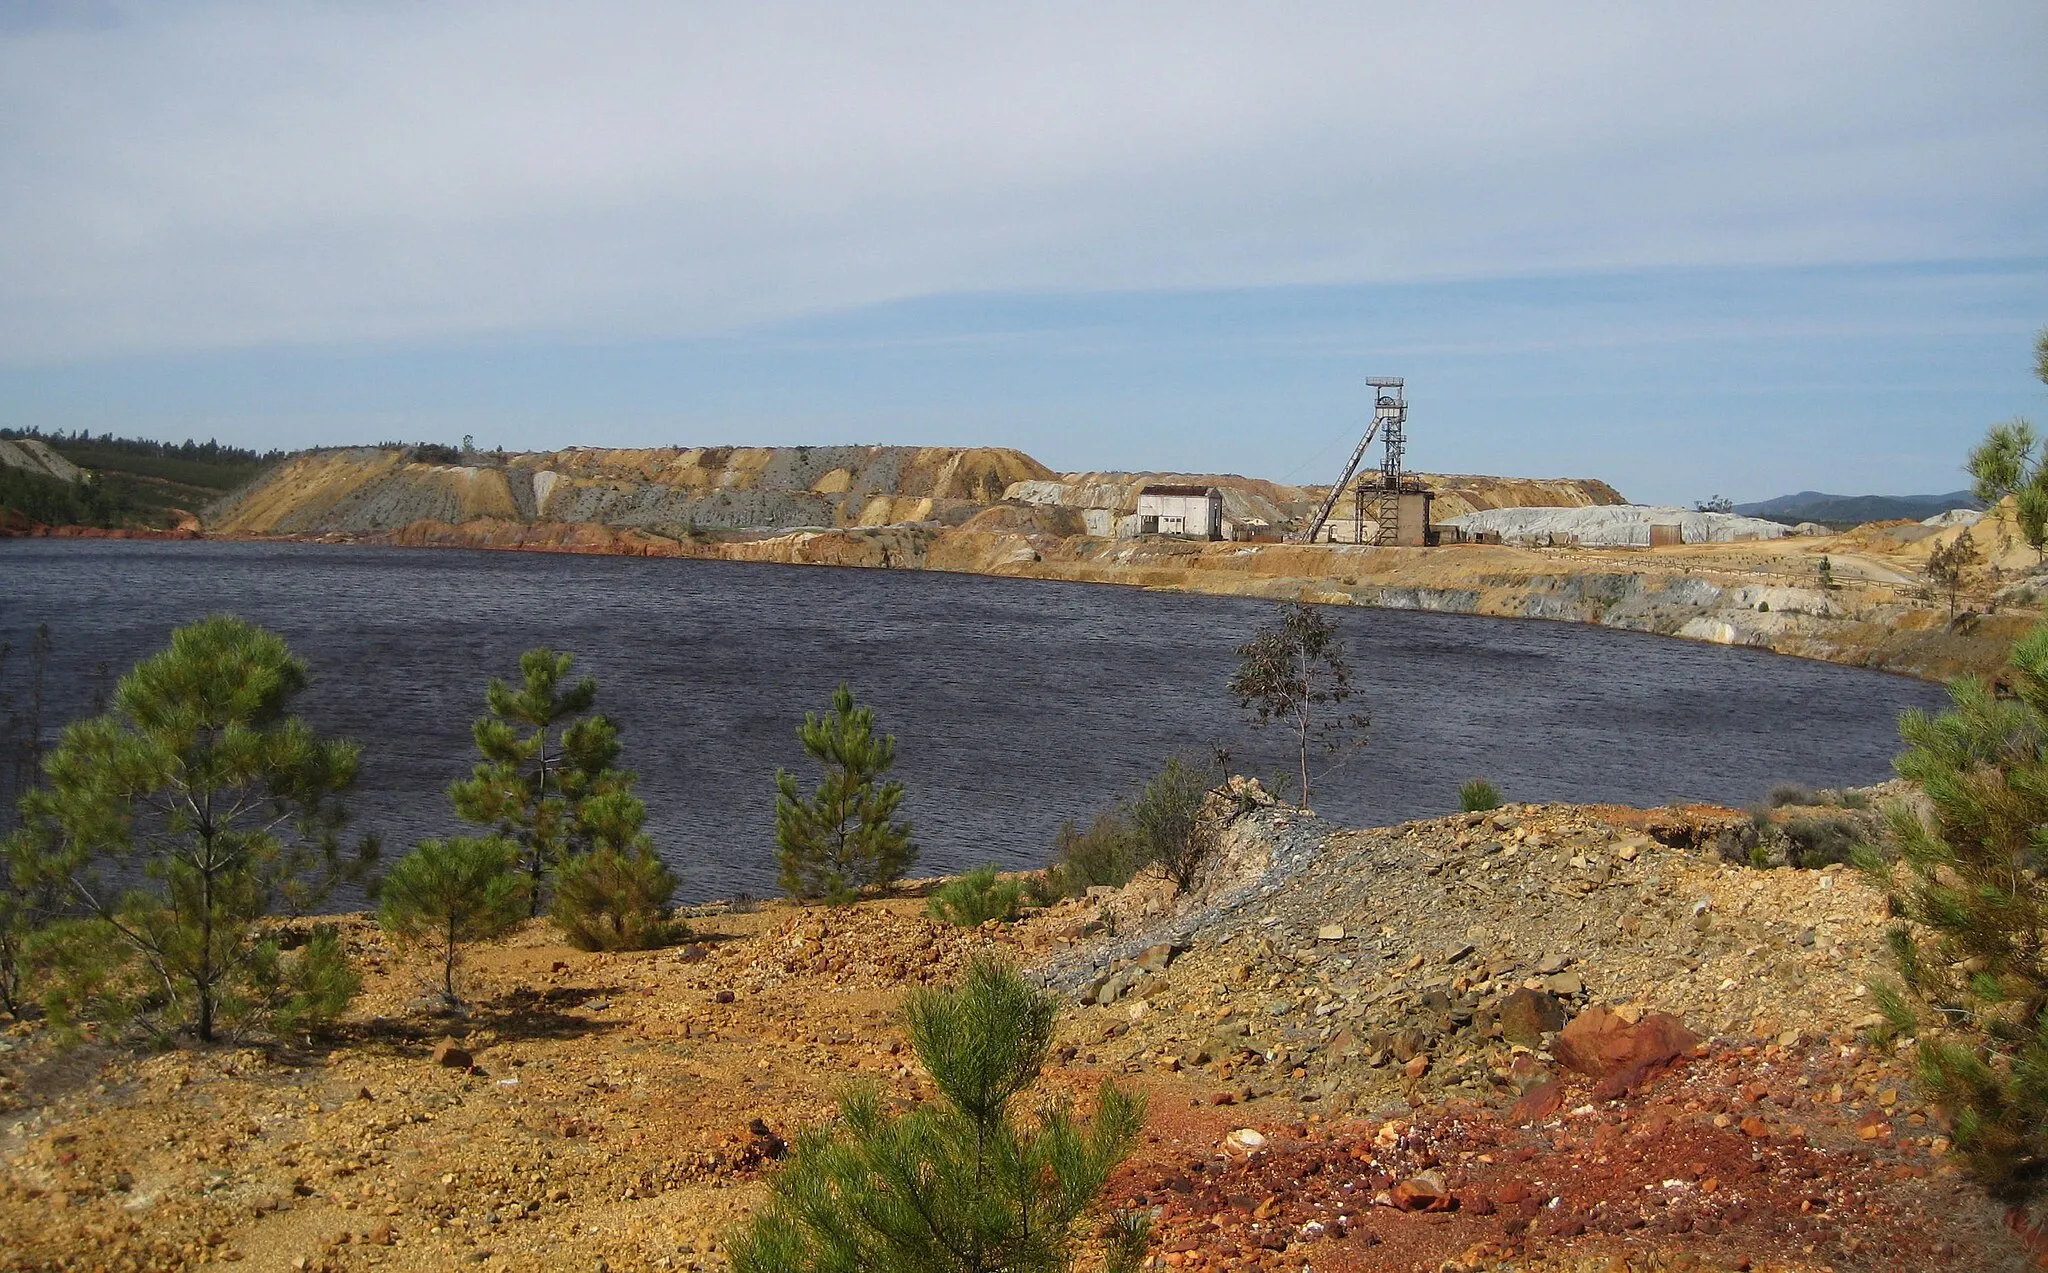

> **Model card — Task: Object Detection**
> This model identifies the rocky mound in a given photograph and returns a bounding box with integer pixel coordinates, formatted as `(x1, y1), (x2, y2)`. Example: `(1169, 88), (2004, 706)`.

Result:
(1045, 801), (1894, 1114)
(1417, 474), (1628, 521)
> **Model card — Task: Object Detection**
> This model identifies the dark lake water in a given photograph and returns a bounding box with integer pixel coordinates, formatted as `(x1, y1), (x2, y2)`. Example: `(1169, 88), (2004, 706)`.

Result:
(1, 540), (1948, 905)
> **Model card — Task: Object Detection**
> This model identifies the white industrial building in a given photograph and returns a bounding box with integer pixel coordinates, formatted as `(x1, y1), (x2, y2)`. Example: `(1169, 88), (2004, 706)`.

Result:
(1135, 484), (1224, 540)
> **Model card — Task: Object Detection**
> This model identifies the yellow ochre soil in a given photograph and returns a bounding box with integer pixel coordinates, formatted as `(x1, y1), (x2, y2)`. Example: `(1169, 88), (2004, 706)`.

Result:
(0, 802), (2029, 1272)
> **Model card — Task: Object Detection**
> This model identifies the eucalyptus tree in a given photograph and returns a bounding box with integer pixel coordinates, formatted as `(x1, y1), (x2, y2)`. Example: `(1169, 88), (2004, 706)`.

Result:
(1228, 601), (1368, 807)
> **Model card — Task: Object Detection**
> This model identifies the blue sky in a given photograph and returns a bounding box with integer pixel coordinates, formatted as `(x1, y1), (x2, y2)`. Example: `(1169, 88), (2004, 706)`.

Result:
(1, 2), (2044, 503)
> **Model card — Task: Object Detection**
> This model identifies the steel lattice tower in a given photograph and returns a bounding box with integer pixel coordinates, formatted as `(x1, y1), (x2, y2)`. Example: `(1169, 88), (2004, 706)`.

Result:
(1292, 376), (1411, 544)
(1363, 378), (1405, 545)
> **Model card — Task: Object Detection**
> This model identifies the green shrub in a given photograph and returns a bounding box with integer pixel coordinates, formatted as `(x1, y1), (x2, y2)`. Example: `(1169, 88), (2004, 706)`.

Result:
(1019, 870), (1065, 909)
(550, 845), (682, 951)
(1043, 811), (1140, 899)
(729, 956), (1148, 1273)
(1458, 778), (1504, 812)
(254, 924), (362, 1037)
(1713, 819), (1754, 867)
(547, 785), (678, 951)
(1783, 815), (1863, 869)
(1129, 755), (1221, 893)
(1839, 789), (1873, 811)
(1768, 783), (1819, 808)
(926, 864), (1024, 927)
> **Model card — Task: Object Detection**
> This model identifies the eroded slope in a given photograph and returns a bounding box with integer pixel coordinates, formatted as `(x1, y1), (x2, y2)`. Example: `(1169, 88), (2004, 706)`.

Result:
(205, 446), (1056, 537)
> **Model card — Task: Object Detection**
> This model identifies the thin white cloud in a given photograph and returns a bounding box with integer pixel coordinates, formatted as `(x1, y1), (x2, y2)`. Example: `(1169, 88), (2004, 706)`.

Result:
(0, 0), (2042, 359)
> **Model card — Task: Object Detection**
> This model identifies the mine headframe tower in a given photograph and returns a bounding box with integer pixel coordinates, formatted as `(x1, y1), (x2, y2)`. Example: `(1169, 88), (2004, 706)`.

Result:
(1293, 377), (1412, 545)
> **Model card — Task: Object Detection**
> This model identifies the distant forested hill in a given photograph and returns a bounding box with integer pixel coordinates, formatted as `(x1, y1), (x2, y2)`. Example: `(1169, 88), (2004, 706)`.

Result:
(1735, 490), (1983, 528)
(0, 429), (283, 528)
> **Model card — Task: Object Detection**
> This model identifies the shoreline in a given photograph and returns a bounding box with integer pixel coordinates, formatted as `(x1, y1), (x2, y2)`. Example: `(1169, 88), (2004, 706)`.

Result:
(168, 520), (2032, 685)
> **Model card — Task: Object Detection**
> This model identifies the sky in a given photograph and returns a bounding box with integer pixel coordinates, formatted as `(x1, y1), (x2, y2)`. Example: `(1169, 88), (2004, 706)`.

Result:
(1, 2), (2044, 503)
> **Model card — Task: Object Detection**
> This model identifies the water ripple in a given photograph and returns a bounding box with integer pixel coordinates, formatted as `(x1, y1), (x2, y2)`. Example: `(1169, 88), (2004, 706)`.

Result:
(0, 540), (1948, 904)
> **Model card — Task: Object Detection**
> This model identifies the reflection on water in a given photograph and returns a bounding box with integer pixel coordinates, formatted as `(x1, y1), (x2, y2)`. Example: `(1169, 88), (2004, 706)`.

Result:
(0, 540), (1946, 904)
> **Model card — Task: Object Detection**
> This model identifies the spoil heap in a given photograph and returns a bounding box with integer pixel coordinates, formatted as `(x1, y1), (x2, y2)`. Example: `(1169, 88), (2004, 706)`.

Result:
(203, 445), (1055, 537)
(1046, 802), (1898, 1114)
(1043, 797), (2019, 1270)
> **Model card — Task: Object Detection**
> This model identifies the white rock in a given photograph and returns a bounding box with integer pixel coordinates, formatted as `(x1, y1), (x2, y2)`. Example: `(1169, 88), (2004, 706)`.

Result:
(1441, 504), (1789, 547)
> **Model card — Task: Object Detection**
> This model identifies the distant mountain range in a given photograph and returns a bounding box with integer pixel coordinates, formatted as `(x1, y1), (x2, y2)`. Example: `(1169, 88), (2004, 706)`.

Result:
(1734, 490), (1983, 527)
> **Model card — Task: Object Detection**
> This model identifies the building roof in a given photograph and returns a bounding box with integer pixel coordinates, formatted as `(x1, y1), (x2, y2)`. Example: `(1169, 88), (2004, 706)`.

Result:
(1138, 484), (1220, 497)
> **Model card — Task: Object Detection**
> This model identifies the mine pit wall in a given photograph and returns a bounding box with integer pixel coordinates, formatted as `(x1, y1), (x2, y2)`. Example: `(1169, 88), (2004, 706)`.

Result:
(201, 448), (2015, 682)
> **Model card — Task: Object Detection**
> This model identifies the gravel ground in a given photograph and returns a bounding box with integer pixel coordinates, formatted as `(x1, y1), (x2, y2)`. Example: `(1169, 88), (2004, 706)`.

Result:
(0, 793), (2035, 1271)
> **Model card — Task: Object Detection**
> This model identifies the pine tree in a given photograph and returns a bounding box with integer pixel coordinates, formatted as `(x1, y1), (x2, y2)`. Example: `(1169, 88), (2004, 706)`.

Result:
(1042, 810), (1140, 899)
(1963, 335), (2048, 561)
(377, 835), (526, 1009)
(1862, 621), (2048, 1231)
(262, 924), (361, 1037)
(0, 626), (57, 1018)
(774, 684), (916, 902)
(2019, 485), (2048, 565)
(10, 615), (366, 1042)
(449, 648), (633, 914)
(548, 789), (680, 951)
(729, 956), (1149, 1273)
